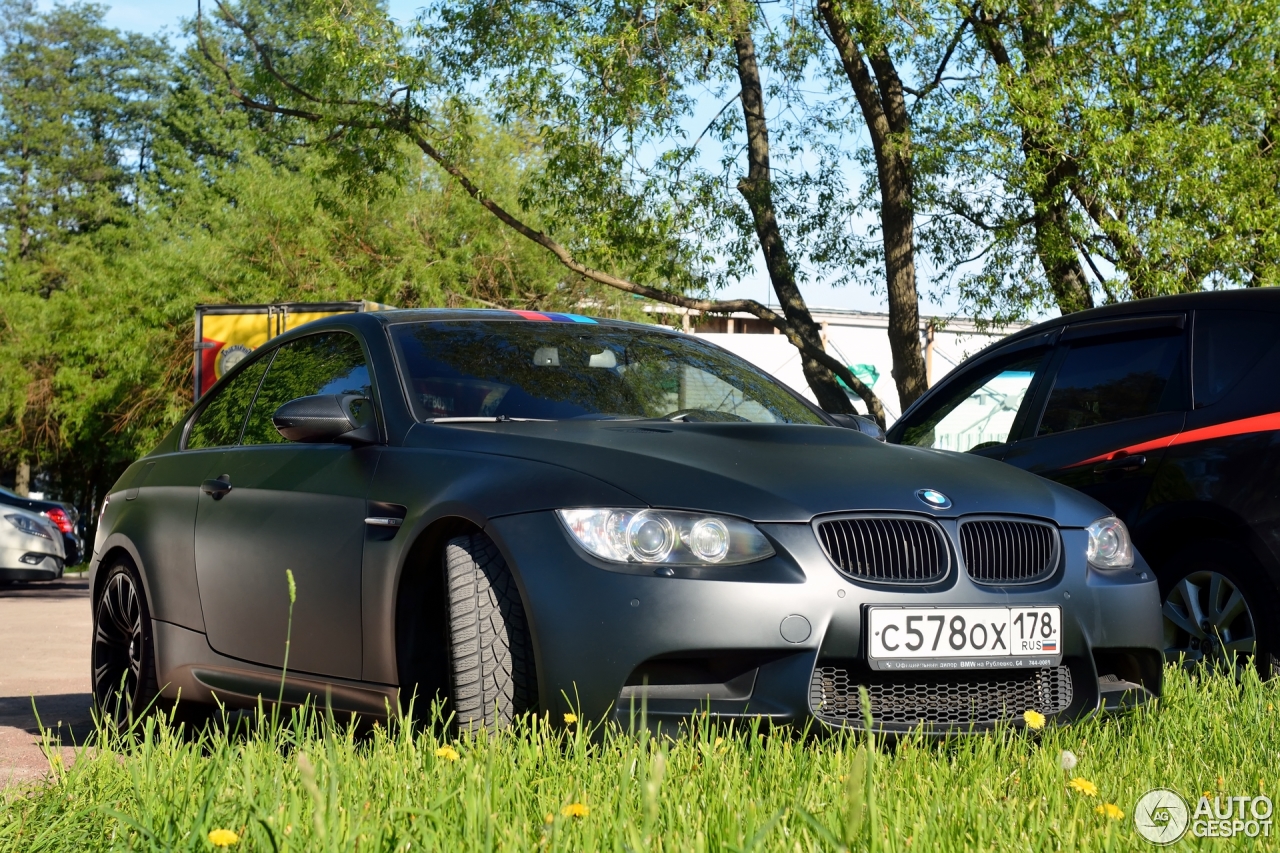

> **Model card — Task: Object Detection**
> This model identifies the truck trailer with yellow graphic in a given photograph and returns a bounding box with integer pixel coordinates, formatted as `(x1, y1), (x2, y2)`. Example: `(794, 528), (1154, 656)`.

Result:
(194, 301), (391, 399)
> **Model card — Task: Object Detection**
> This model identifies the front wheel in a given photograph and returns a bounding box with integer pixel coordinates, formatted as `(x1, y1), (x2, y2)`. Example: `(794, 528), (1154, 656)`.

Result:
(92, 558), (159, 725)
(443, 534), (538, 729)
(1160, 545), (1277, 680)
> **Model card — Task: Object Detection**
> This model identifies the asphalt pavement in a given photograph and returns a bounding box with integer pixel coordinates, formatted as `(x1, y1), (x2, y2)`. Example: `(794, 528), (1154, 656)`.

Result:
(0, 575), (93, 788)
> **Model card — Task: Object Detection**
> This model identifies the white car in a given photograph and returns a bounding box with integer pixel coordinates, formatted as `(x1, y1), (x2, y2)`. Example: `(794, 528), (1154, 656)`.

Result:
(0, 506), (66, 581)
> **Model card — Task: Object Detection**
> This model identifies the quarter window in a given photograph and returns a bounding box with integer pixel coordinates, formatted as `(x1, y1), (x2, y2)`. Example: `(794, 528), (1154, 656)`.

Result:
(241, 333), (373, 446)
(186, 358), (269, 449)
(1193, 310), (1280, 408)
(898, 353), (1043, 451)
(1037, 334), (1186, 436)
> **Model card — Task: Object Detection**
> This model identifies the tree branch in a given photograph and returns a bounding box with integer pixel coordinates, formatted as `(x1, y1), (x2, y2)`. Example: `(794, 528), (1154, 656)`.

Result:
(195, 1), (887, 425)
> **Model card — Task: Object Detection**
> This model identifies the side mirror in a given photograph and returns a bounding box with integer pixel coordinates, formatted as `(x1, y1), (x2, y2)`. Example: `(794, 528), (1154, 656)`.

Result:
(272, 394), (378, 445)
(828, 413), (886, 442)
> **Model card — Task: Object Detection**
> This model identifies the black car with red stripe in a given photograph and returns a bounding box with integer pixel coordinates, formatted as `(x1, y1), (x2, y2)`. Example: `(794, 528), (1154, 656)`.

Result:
(889, 290), (1280, 677)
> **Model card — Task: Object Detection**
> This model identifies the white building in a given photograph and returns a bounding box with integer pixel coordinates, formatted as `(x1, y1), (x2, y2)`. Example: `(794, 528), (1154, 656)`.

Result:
(658, 307), (1029, 425)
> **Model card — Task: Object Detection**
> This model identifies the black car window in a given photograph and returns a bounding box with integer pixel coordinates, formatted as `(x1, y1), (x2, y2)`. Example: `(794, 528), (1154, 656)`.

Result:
(1037, 332), (1186, 436)
(389, 321), (826, 424)
(186, 357), (270, 449)
(241, 332), (373, 445)
(897, 352), (1045, 451)
(1193, 309), (1280, 408)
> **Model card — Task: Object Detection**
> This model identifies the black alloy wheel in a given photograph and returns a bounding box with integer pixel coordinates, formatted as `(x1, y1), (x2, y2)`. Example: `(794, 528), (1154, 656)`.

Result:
(92, 559), (158, 725)
(1161, 545), (1277, 679)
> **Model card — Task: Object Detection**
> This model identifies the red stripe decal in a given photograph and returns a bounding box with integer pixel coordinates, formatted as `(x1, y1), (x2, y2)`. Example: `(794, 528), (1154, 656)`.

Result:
(1068, 411), (1280, 468)
(510, 310), (551, 321)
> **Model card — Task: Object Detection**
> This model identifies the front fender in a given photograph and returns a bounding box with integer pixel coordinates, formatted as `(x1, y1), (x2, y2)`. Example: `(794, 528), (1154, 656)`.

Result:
(360, 447), (642, 685)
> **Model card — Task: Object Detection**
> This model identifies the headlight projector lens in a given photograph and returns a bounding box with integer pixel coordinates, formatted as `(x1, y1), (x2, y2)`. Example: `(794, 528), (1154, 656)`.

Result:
(688, 518), (730, 562)
(628, 511), (676, 562)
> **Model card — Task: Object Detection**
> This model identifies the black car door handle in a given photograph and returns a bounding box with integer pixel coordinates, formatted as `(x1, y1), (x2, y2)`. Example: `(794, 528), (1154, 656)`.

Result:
(1093, 454), (1146, 474)
(201, 476), (232, 498)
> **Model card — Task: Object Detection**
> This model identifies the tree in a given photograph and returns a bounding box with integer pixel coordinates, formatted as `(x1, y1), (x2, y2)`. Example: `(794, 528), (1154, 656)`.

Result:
(918, 0), (1280, 322)
(812, 0), (956, 410)
(0, 7), (641, 526)
(197, 0), (892, 422)
(0, 0), (168, 278)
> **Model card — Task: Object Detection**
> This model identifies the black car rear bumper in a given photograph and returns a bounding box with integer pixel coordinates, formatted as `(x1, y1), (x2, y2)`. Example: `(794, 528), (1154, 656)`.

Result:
(487, 511), (1163, 733)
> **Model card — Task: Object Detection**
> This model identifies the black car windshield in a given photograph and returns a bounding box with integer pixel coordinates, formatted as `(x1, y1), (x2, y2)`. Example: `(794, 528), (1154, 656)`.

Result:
(389, 320), (826, 424)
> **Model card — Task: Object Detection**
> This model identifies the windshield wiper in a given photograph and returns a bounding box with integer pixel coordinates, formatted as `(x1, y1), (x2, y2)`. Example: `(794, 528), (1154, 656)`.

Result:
(424, 416), (553, 424)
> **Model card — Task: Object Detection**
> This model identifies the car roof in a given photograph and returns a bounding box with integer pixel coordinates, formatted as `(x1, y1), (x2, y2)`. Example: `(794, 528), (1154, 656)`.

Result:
(1000, 288), (1280, 347)
(364, 308), (663, 332)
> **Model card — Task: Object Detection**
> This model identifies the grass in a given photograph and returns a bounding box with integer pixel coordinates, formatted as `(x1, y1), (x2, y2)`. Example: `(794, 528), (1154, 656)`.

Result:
(1, 666), (1277, 852)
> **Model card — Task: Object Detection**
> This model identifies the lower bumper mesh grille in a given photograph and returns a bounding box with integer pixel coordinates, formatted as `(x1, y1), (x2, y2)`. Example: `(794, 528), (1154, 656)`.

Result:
(810, 663), (1073, 729)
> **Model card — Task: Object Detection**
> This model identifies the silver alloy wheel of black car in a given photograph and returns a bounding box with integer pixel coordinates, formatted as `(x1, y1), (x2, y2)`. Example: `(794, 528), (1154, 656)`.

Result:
(443, 534), (538, 730)
(1162, 570), (1257, 674)
(92, 560), (157, 724)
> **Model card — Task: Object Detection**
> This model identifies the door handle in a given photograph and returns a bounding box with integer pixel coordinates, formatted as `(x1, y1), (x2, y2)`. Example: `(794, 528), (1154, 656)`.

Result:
(201, 476), (232, 499)
(1092, 454), (1146, 474)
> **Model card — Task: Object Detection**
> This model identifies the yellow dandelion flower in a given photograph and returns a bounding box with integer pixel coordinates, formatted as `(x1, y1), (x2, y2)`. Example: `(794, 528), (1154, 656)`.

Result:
(563, 712), (578, 725)
(544, 813), (554, 824)
(1022, 710), (1046, 730)
(208, 829), (239, 847)
(561, 802), (589, 818)
(435, 745), (460, 762)
(1096, 803), (1124, 820)
(1217, 776), (1225, 788)
(1068, 777), (1098, 797)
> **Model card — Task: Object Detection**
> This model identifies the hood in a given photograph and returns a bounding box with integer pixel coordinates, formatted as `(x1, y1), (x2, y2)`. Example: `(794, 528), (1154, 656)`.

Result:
(406, 421), (1109, 526)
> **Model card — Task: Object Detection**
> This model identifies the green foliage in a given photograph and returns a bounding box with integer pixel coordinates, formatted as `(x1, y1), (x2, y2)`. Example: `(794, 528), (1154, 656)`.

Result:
(0, 3), (636, 521)
(1, 665), (1276, 850)
(917, 0), (1280, 323)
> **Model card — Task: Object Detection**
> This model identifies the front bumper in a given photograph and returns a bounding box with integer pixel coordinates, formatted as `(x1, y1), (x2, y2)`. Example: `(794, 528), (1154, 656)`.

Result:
(487, 512), (1163, 733)
(0, 543), (64, 581)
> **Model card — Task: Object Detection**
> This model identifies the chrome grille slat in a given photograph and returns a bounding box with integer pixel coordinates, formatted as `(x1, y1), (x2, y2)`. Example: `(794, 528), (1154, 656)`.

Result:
(810, 663), (1074, 729)
(960, 518), (1059, 584)
(815, 517), (948, 583)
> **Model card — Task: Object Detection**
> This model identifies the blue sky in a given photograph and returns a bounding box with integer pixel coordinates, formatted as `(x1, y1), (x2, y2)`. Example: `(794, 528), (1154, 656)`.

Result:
(62, 0), (975, 317)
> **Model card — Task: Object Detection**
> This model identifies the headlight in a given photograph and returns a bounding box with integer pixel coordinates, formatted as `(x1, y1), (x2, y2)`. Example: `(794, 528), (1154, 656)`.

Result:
(1086, 516), (1133, 569)
(6, 514), (52, 540)
(557, 508), (774, 566)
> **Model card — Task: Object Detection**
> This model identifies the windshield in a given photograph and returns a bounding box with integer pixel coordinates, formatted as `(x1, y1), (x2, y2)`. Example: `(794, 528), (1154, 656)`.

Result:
(389, 320), (825, 425)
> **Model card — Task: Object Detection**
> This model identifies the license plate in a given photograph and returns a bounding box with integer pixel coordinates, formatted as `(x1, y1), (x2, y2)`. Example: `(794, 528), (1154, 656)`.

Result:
(866, 606), (1062, 671)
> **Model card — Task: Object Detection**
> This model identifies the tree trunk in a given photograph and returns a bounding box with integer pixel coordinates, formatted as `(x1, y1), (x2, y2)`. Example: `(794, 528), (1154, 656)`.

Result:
(15, 460), (30, 497)
(818, 0), (929, 410)
(1030, 195), (1093, 312)
(731, 30), (854, 415)
(972, 6), (1095, 315)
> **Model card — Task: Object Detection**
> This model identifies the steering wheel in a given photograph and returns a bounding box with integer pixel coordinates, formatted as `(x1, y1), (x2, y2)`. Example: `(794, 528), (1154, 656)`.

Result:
(660, 409), (750, 423)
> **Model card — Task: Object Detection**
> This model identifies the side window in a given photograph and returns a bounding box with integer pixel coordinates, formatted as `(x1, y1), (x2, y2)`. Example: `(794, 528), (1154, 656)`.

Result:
(1037, 333), (1186, 436)
(186, 358), (270, 450)
(1193, 310), (1280, 408)
(241, 332), (372, 446)
(898, 352), (1045, 451)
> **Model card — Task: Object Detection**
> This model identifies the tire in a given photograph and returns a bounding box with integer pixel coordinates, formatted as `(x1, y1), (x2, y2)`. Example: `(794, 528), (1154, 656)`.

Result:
(1159, 542), (1279, 680)
(442, 533), (538, 729)
(91, 557), (159, 726)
